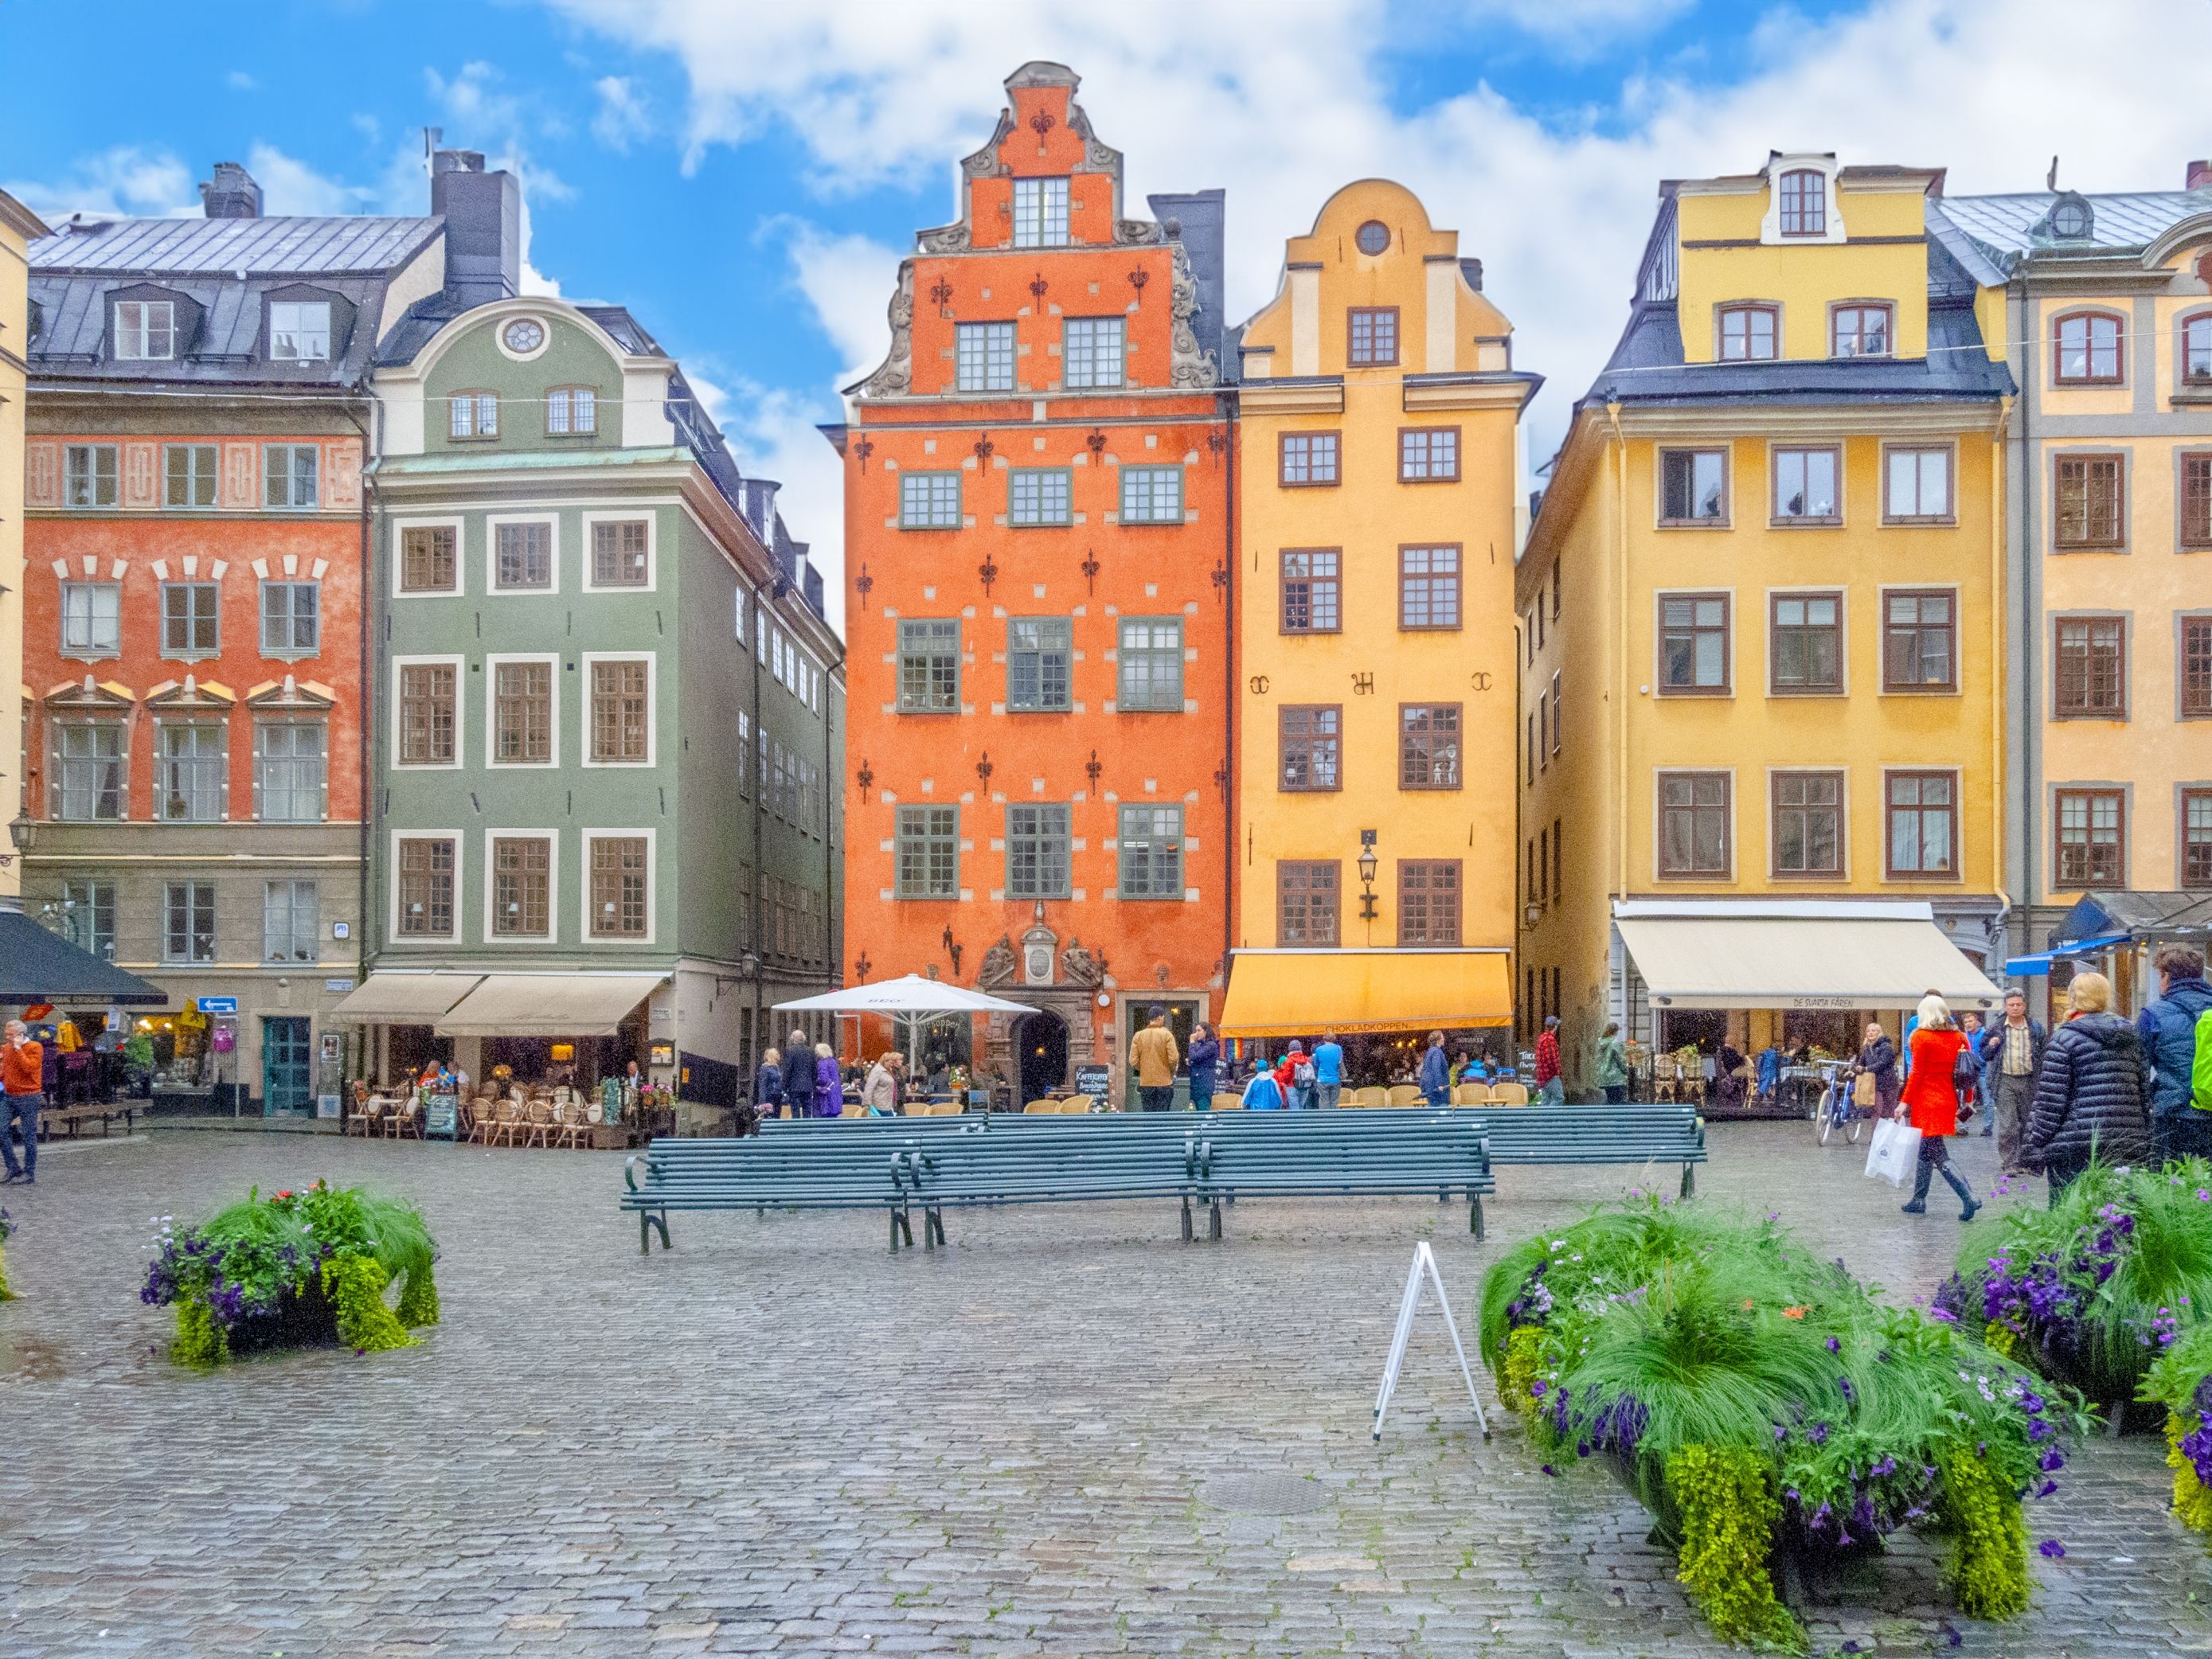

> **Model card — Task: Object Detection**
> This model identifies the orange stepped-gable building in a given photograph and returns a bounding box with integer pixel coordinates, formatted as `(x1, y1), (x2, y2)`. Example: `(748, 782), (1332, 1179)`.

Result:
(825, 62), (1233, 1107)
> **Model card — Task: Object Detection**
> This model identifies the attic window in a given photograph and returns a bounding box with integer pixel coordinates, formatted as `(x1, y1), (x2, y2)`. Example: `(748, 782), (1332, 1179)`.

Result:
(269, 300), (330, 362)
(1778, 170), (1826, 236)
(1355, 221), (1390, 256)
(114, 299), (174, 361)
(2050, 197), (2094, 240)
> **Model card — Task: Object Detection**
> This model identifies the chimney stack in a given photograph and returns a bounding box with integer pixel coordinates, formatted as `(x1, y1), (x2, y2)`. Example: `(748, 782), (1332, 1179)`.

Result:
(431, 149), (521, 310)
(200, 162), (263, 219)
(2189, 159), (2212, 193)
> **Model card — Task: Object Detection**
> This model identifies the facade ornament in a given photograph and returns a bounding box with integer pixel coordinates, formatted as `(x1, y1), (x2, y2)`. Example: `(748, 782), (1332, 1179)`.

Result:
(959, 111), (1015, 180)
(1166, 241), (1220, 389)
(859, 264), (916, 396)
(978, 935), (1018, 988)
(916, 222), (971, 255)
(1116, 219), (1164, 246)
(1060, 940), (1103, 988)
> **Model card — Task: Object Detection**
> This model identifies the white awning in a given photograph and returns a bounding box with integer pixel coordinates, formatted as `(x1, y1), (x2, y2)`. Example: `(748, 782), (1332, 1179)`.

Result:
(433, 972), (666, 1038)
(773, 974), (1034, 1015)
(327, 972), (483, 1024)
(1615, 900), (2000, 1013)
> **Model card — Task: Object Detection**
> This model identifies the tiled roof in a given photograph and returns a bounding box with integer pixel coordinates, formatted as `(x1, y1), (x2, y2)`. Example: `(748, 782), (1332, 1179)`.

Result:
(30, 213), (440, 275)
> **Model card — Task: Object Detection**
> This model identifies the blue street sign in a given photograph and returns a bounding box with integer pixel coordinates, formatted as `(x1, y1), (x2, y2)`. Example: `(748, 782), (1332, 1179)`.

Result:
(196, 996), (239, 1014)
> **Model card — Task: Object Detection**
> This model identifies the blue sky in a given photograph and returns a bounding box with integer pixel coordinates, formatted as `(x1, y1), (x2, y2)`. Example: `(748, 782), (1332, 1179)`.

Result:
(5, 0), (2204, 619)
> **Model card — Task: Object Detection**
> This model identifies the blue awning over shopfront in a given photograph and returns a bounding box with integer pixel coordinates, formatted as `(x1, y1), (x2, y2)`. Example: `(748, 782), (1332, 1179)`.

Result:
(2001, 933), (2131, 978)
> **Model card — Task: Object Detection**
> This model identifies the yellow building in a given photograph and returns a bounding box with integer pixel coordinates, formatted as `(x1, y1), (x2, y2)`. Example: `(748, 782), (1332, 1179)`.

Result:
(0, 189), (50, 896)
(1927, 169), (2212, 1006)
(1218, 181), (1536, 1046)
(1520, 154), (2007, 1095)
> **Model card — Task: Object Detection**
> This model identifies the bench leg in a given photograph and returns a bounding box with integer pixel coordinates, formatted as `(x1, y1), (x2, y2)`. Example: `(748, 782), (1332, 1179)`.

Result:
(1209, 1199), (1223, 1242)
(1180, 1196), (1193, 1243)
(1471, 1195), (1486, 1242)
(926, 1207), (945, 1249)
(1680, 1163), (1697, 1200)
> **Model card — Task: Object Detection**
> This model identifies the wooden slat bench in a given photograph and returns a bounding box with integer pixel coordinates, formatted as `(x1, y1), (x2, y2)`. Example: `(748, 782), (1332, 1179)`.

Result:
(41, 1100), (141, 1139)
(1468, 1104), (1706, 1196)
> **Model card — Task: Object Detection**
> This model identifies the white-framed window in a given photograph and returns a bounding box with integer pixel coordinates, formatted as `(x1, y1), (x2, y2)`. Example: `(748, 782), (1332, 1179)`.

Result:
(268, 300), (330, 362)
(546, 386), (598, 435)
(487, 654), (559, 768)
(114, 299), (174, 361)
(393, 517), (463, 597)
(53, 720), (127, 821)
(582, 512), (654, 591)
(733, 587), (748, 645)
(157, 720), (228, 822)
(956, 322), (1016, 392)
(393, 655), (465, 769)
(264, 443), (319, 509)
(393, 832), (459, 939)
(1009, 468), (1072, 527)
(485, 830), (557, 942)
(1012, 176), (1069, 248)
(260, 581), (319, 657)
(1120, 466), (1183, 524)
(164, 880), (216, 963)
(1063, 317), (1124, 388)
(60, 581), (121, 658)
(263, 879), (319, 962)
(1883, 445), (1954, 523)
(64, 443), (119, 509)
(583, 652), (655, 767)
(488, 516), (558, 592)
(584, 828), (656, 943)
(254, 720), (326, 822)
(1116, 617), (1184, 710)
(448, 390), (498, 439)
(161, 581), (220, 658)
(164, 443), (219, 508)
(61, 879), (118, 961)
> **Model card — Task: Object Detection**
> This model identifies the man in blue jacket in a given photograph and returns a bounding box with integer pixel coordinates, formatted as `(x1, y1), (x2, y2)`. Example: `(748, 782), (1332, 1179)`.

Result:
(2140, 944), (2212, 1165)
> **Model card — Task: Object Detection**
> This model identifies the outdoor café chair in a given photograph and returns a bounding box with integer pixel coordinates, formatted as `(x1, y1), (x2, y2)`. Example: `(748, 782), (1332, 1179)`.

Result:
(1452, 1084), (1489, 1106)
(1386, 1083), (1421, 1107)
(1489, 1081), (1530, 1107)
(523, 1102), (552, 1149)
(1351, 1086), (1389, 1108)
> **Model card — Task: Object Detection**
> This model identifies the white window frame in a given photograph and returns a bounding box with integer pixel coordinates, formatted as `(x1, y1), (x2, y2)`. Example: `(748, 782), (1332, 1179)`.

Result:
(391, 515), (466, 599)
(259, 580), (321, 659)
(581, 826), (658, 945)
(1012, 176), (1070, 248)
(483, 651), (562, 770)
(64, 443), (119, 509)
(390, 654), (467, 771)
(262, 877), (321, 963)
(159, 580), (221, 660)
(114, 298), (175, 361)
(389, 829), (462, 943)
(60, 580), (122, 658)
(268, 299), (331, 363)
(162, 880), (217, 964)
(264, 443), (320, 509)
(580, 650), (657, 768)
(733, 587), (748, 645)
(163, 442), (220, 509)
(485, 513), (561, 595)
(252, 718), (329, 823)
(579, 509), (658, 593)
(482, 827), (560, 944)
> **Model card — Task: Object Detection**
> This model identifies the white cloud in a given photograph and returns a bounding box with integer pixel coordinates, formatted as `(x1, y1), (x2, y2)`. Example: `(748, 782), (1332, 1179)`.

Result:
(227, 69), (257, 91)
(763, 217), (907, 383)
(686, 366), (849, 627)
(3, 145), (197, 221)
(246, 143), (377, 215)
(592, 75), (653, 150)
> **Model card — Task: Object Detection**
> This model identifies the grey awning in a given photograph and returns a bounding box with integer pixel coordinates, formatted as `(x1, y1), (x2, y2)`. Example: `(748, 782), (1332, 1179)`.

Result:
(0, 905), (166, 1005)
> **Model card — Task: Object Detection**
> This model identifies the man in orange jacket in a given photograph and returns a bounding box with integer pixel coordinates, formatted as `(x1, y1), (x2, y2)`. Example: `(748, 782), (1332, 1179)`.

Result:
(2, 1019), (45, 1185)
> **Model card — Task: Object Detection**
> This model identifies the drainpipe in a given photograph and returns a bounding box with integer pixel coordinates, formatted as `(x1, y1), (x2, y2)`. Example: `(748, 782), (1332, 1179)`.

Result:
(749, 568), (766, 1072)
(2012, 280), (2038, 991)
(1605, 401), (1629, 902)
(340, 388), (377, 1093)
(1220, 389), (1237, 1013)
(1989, 396), (2013, 951)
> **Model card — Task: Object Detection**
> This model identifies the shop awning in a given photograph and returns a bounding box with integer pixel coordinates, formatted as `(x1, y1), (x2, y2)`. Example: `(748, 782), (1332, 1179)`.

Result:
(2003, 934), (2131, 978)
(0, 904), (166, 1005)
(433, 972), (665, 1038)
(1217, 949), (1512, 1036)
(326, 972), (483, 1024)
(1615, 900), (2000, 1013)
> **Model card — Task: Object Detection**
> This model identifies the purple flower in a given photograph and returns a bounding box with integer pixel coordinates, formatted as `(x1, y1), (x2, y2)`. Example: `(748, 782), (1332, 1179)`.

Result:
(2035, 1480), (2058, 1498)
(2039, 1446), (2065, 1473)
(2038, 1539), (2066, 1559)
(1540, 1463), (1559, 1477)
(1826, 1336), (1842, 1353)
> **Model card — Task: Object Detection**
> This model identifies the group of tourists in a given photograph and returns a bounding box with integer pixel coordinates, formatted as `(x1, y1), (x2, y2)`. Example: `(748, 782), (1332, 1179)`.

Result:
(752, 1030), (850, 1124)
(1878, 943), (2212, 1220)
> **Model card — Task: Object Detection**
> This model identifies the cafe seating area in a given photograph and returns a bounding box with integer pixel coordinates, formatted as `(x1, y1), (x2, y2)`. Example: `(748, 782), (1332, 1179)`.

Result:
(347, 1082), (609, 1149)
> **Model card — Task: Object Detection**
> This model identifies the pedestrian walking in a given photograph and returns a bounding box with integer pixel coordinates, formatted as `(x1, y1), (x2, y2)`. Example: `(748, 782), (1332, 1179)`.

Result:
(1857, 1022), (1901, 1117)
(1186, 1024), (1220, 1110)
(2023, 971), (2151, 1203)
(1312, 1030), (1344, 1109)
(2139, 944), (2212, 1165)
(754, 1046), (786, 1120)
(1131, 1006), (1180, 1112)
(1977, 990), (2045, 1176)
(1534, 1017), (1564, 1105)
(2, 1020), (45, 1185)
(1419, 1030), (1451, 1107)
(1897, 993), (1981, 1221)
(862, 1051), (905, 1115)
(781, 1032), (814, 1123)
(811, 1043), (842, 1117)
(1595, 1021), (1629, 1104)
(1956, 1013), (1984, 1130)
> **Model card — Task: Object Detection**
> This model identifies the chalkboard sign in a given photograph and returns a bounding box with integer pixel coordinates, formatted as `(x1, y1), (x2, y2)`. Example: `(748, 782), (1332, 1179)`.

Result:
(1074, 1064), (1111, 1103)
(424, 1091), (459, 1140)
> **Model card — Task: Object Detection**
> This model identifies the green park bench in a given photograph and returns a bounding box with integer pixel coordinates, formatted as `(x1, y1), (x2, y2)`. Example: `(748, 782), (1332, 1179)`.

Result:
(621, 1109), (1494, 1253)
(1471, 1103), (1707, 1196)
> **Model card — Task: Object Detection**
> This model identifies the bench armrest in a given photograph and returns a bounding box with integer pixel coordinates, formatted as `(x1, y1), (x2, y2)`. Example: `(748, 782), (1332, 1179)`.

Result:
(623, 1155), (639, 1193)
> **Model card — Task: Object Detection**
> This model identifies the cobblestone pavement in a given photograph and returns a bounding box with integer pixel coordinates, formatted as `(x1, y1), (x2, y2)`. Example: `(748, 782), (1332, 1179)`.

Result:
(2, 1122), (2208, 1658)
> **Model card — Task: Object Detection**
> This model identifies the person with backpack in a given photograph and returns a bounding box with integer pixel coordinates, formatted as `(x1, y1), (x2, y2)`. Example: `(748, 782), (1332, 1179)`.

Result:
(2139, 944), (2212, 1165)
(2025, 971), (2151, 1201)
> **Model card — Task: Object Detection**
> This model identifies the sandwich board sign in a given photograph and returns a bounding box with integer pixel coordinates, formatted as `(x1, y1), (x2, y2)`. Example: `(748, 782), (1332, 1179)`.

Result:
(1372, 1240), (1490, 1442)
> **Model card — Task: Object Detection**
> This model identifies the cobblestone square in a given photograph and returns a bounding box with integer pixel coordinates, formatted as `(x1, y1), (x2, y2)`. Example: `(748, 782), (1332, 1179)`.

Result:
(2, 1122), (2207, 1657)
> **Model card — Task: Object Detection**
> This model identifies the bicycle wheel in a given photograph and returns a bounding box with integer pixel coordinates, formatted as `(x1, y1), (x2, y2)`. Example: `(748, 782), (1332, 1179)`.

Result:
(1817, 1093), (1834, 1145)
(1846, 1109), (1863, 1144)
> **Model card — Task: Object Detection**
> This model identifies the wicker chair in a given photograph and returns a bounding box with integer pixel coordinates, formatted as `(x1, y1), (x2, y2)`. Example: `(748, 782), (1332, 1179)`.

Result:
(389, 1099), (421, 1139)
(1489, 1081), (1530, 1107)
(1452, 1083), (1490, 1106)
(1385, 1083), (1421, 1107)
(519, 1101), (550, 1149)
(1350, 1086), (1389, 1108)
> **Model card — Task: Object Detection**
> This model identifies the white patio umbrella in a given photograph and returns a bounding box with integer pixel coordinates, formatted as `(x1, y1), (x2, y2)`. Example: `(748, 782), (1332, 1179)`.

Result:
(773, 974), (1036, 1076)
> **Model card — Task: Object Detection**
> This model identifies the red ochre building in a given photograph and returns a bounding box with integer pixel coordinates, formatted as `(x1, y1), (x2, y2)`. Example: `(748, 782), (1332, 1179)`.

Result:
(825, 61), (1234, 1106)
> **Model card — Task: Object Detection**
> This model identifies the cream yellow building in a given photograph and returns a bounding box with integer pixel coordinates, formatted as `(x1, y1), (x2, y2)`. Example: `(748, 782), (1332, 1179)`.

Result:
(1520, 155), (2008, 1092)
(0, 189), (50, 896)
(1219, 180), (1537, 1044)
(1928, 169), (2212, 1001)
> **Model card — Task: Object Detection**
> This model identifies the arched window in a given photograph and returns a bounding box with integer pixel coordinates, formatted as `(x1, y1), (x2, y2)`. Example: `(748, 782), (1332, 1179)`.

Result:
(1778, 170), (1826, 236)
(2183, 313), (2212, 386)
(2054, 310), (2124, 385)
(1718, 303), (1779, 361)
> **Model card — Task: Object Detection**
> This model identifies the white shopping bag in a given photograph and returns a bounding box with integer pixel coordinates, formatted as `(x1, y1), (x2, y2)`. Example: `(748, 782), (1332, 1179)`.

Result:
(1866, 1118), (1921, 1187)
(1862, 1115), (1897, 1179)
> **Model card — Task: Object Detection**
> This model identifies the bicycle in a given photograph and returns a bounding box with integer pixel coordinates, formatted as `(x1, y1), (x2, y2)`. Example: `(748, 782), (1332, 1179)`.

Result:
(1814, 1067), (1864, 1146)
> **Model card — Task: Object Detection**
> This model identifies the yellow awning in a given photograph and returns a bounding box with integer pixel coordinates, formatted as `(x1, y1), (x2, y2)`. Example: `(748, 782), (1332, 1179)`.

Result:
(433, 972), (666, 1038)
(1218, 950), (1512, 1036)
(327, 973), (483, 1024)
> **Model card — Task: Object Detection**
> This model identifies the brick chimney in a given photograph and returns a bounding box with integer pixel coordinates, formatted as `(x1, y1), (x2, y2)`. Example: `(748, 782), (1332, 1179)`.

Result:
(199, 162), (262, 219)
(2189, 159), (2212, 193)
(431, 149), (521, 309)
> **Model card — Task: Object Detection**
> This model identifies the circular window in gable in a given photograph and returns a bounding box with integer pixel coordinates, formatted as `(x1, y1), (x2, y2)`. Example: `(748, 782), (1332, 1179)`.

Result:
(498, 315), (549, 359)
(1355, 220), (1390, 256)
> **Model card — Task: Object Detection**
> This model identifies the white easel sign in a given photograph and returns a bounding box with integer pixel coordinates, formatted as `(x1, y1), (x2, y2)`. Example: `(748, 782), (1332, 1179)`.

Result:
(1372, 1240), (1491, 1442)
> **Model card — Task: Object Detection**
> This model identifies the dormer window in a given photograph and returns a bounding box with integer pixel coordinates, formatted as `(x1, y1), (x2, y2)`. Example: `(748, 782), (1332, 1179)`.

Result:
(1831, 303), (1892, 359)
(1779, 170), (1826, 236)
(1718, 303), (1778, 361)
(269, 300), (330, 362)
(2054, 310), (2123, 384)
(1012, 178), (1069, 248)
(114, 299), (174, 361)
(2049, 194), (2094, 241)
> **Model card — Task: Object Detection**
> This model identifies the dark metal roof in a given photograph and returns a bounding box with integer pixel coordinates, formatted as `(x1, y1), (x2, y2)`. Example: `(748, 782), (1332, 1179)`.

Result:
(2054, 891), (2212, 944)
(31, 213), (440, 276)
(0, 908), (166, 1005)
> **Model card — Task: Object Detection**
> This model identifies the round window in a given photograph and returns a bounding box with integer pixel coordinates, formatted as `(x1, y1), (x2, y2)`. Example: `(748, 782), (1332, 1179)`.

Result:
(1355, 220), (1390, 256)
(502, 317), (546, 354)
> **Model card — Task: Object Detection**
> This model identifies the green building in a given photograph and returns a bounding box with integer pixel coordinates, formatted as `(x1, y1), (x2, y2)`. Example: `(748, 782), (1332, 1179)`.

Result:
(344, 249), (843, 1116)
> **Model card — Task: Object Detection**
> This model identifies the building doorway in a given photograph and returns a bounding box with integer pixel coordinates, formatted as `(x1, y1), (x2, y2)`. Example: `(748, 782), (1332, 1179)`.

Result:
(1121, 996), (1201, 1107)
(262, 1016), (313, 1114)
(1014, 1010), (1069, 1105)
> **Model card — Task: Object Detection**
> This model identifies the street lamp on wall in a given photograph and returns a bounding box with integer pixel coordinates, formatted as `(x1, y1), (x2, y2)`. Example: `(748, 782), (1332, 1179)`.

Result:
(1356, 831), (1379, 923)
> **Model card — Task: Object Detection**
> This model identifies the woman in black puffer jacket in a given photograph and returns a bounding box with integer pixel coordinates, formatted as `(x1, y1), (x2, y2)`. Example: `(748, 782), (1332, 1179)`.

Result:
(2022, 971), (2151, 1203)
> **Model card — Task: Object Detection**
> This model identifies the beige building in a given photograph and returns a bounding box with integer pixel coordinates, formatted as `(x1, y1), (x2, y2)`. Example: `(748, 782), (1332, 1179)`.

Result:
(1, 188), (52, 895)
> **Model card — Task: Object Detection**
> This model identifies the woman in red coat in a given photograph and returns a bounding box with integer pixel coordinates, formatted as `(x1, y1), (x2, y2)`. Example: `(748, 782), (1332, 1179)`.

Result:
(1897, 993), (1981, 1220)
